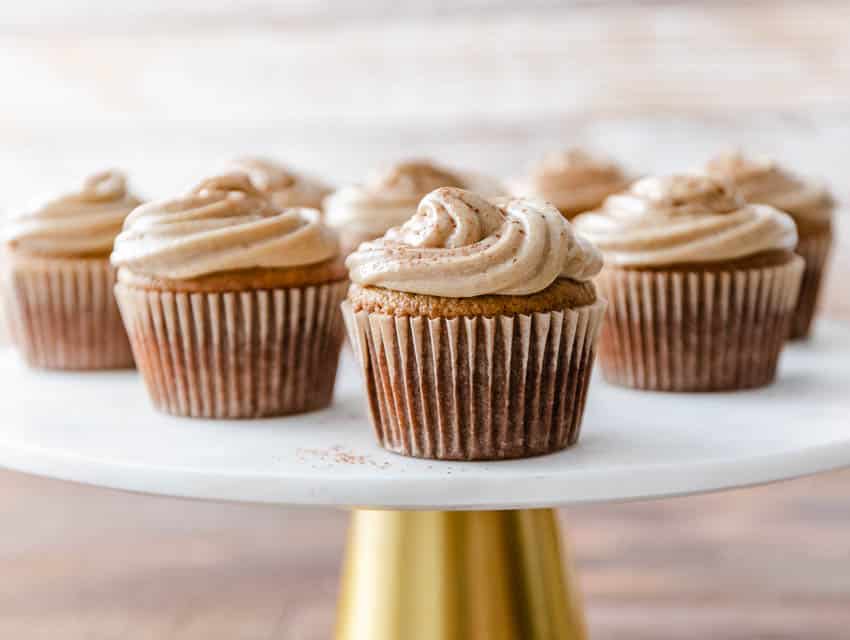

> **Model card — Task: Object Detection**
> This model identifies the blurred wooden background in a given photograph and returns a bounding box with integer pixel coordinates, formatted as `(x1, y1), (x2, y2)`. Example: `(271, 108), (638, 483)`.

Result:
(1, 1), (849, 638)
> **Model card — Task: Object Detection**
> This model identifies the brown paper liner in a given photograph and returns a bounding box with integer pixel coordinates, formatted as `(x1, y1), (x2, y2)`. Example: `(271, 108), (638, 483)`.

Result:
(2, 254), (134, 370)
(595, 257), (804, 392)
(342, 300), (606, 461)
(789, 232), (832, 340)
(115, 280), (348, 418)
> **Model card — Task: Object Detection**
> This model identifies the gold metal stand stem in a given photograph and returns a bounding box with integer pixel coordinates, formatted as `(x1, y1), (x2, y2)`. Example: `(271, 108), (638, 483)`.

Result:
(335, 509), (587, 640)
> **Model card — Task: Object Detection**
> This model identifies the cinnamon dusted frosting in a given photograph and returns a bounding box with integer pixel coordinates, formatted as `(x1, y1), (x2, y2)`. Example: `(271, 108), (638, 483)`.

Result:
(111, 173), (339, 280)
(346, 187), (602, 297)
(511, 149), (631, 216)
(573, 174), (798, 268)
(227, 156), (331, 210)
(324, 160), (505, 236)
(704, 151), (833, 225)
(5, 170), (141, 257)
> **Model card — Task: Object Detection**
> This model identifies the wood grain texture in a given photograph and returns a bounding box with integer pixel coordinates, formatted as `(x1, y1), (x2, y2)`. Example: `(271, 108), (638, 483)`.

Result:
(2, 1), (850, 637)
(0, 467), (849, 638)
(4, 1), (849, 33)
(4, 3), (850, 124)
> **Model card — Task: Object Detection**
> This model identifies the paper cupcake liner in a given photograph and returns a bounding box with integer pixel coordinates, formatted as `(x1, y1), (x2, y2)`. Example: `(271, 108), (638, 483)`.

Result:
(115, 280), (349, 419)
(595, 257), (804, 391)
(789, 232), (832, 340)
(2, 255), (134, 370)
(342, 300), (607, 461)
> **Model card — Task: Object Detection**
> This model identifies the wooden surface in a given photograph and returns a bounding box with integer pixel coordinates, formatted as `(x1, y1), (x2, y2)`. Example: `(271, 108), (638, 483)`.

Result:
(2, 0), (850, 198)
(1, 456), (849, 638)
(2, 1), (850, 637)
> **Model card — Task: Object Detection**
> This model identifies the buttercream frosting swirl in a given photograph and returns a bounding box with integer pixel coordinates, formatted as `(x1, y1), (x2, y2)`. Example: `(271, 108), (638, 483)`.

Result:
(572, 174), (798, 268)
(346, 187), (602, 297)
(5, 170), (141, 256)
(324, 160), (505, 236)
(704, 151), (833, 224)
(111, 173), (339, 279)
(227, 156), (331, 209)
(511, 148), (630, 215)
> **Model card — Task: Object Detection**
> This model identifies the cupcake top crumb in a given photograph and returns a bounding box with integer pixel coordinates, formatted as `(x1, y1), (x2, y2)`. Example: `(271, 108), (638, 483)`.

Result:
(226, 156), (331, 210)
(4, 170), (141, 258)
(573, 174), (798, 268)
(347, 278), (597, 318)
(324, 159), (504, 236)
(111, 172), (339, 280)
(510, 148), (631, 218)
(346, 186), (602, 298)
(703, 151), (833, 230)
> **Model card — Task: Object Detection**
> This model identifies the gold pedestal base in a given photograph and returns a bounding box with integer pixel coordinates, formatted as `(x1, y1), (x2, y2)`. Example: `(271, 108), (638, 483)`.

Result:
(335, 509), (587, 640)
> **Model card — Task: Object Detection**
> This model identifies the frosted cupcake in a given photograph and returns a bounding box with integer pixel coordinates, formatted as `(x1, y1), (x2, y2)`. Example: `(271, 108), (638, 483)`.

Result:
(704, 151), (834, 339)
(227, 156), (332, 211)
(343, 187), (606, 460)
(2, 170), (140, 369)
(510, 148), (631, 219)
(112, 173), (347, 419)
(324, 160), (504, 255)
(574, 174), (804, 392)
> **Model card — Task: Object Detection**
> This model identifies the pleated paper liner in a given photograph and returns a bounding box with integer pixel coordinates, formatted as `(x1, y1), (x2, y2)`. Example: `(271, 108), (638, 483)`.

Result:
(342, 299), (607, 461)
(790, 231), (833, 340)
(2, 254), (134, 370)
(595, 256), (804, 392)
(115, 280), (348, 419)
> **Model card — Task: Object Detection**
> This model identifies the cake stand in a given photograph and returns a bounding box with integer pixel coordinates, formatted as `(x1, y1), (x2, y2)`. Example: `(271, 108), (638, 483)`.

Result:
(1, 322), (849, 640)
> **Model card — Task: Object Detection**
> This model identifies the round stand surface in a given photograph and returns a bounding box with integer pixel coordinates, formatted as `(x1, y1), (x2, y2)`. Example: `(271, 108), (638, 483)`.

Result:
(0, 322), (848, 510)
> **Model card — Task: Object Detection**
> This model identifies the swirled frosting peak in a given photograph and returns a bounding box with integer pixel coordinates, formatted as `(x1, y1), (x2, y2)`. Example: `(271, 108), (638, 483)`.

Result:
(111, 172), (339, 280)
(227, 156), (331, 209)
(703, 151), (833, 223)
(324, 160), (504, 236)
(5, 169), (141, 256)
(369, 161), (465, 195)
(573, 174), (798, 267)
(346, 187), (602, 297)
(511, 148), (630, 215)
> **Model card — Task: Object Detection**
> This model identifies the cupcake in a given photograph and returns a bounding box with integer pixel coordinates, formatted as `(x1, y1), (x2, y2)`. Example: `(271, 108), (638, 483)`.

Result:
(227, 156), (332, 210)
(704, 151), (834, 339)
(111, 173), (348, 419)
(573, 174), (804, 392)
(324, 160), (505, 256)
(342, 187), (606, 460)
(510, 148), (631, 219)
(1, 170), (140, 370)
